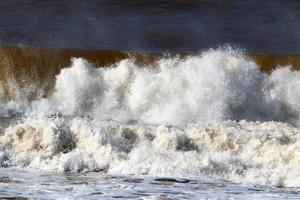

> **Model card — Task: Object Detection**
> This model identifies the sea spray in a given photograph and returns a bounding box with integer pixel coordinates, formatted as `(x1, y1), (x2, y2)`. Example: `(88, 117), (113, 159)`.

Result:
(27, 48), (300, 125)
(1, 48), (300, 187)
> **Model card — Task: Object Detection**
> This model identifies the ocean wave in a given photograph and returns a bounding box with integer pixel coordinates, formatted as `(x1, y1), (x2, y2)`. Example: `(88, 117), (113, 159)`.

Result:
(0, 46), (299, 101)
(0, 47), (299, 125)
(0, 118), (299, 187)
(0, 46), (300, 187)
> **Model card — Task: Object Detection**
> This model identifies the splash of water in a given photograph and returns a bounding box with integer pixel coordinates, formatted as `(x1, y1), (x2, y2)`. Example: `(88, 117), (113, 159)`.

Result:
(1, 48), (300, 187)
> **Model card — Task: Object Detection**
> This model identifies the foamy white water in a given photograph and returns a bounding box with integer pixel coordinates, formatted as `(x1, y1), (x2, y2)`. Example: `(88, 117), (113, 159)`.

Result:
(3, 48), (300, 125)
(1, 48), (300, 199)
(1, 118), (300, 187)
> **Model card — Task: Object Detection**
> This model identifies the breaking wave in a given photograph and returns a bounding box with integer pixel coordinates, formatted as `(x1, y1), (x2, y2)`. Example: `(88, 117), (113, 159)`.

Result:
(1, 46), (300, 187)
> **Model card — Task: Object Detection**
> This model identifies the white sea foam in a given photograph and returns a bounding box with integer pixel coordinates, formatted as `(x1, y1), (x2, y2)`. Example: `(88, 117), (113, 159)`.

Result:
(0, 118), (300, 187)
(1, 48), (300, 187)
(0, 48), (299, 125)
(49, 49), (269, 124)
(29, 48), (300, 125)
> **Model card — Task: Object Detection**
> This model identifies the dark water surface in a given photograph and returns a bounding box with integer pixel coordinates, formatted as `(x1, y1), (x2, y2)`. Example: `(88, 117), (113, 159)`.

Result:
(0, 0), (299, 54)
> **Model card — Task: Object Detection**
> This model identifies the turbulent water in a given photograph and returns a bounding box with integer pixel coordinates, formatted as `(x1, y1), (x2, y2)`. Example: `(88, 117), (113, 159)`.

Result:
(1, 47), (300, 199)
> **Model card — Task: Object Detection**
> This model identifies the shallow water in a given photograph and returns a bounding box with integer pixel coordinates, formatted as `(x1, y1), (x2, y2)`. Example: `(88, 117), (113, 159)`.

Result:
(1, 168), (300, 200)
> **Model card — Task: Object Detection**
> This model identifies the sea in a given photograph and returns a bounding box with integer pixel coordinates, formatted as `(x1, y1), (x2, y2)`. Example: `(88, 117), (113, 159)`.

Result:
(0, 1), (300, 199)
